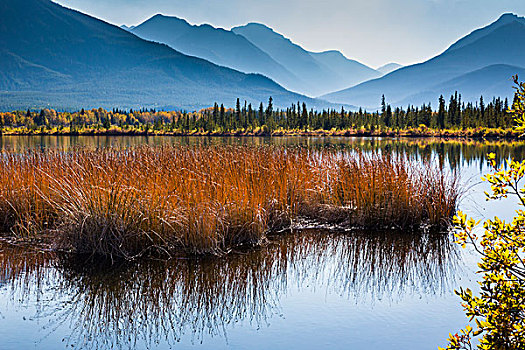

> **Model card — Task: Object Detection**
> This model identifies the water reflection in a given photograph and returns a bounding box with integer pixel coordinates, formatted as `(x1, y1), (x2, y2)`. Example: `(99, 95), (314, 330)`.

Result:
(1, 135), (523, 170)
(0, 230), (461, 349)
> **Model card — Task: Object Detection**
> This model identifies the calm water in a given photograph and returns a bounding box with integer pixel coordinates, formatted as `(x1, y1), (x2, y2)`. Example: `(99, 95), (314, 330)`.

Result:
(0, 136), (523, 350)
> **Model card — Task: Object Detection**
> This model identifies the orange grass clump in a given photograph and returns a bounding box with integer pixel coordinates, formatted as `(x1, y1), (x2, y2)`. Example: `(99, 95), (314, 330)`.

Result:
(0, 146), (459, 259)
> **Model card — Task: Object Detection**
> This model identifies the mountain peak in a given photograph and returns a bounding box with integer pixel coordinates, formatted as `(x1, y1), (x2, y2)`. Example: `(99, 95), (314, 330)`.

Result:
(133, 14), (192, 37)
(313, 50), (345, 58)
(232, 22), (292, 49)
(150, 13), (166, 20)
(444, 13), (525, 54)
(243, 22), (273, 30)
(497, 13), (520, 21)
(493, 13), (525, 26)
(149, 14), (185, 22)
(234, 22), (281, 36)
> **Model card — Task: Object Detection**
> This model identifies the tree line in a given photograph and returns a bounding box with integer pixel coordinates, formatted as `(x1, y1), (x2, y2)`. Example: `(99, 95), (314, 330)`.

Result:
(0, 92), (514, 133)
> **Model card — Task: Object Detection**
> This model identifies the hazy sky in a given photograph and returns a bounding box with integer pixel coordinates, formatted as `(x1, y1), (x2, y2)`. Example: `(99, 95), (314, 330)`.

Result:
(54, 0), (525, 68)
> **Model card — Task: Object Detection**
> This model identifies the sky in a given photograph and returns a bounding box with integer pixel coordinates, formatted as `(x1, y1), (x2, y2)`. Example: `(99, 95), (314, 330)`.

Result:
(54, 0), (525, 68)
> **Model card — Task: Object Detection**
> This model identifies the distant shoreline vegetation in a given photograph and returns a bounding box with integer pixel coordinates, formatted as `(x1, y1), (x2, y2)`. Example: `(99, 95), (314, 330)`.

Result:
(0, 93), (517, 138)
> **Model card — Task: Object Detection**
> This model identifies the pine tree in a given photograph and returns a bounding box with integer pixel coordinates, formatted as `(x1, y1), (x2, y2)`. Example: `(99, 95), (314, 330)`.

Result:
(266, 96), (273, 123)
(247, 103), (253, 128)
(235, 98), (241, 130)
(220, 104), (225, 130)
(213, 103), (219, 128)
(301, 102), (308, 131)
(480, 96), (486, 126)
(437, 95), (446, 129)
(35, 109), (46, 126)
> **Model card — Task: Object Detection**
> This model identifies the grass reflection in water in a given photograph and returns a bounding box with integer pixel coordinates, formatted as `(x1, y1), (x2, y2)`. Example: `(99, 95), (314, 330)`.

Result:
(0, 229), (461, 349)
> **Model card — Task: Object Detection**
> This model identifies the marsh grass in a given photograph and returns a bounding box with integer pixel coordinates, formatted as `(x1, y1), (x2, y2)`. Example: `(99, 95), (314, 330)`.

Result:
(0, 145), (459, 258)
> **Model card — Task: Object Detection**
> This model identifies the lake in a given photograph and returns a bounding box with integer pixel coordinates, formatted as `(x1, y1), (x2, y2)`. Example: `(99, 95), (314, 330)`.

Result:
(0, 136), (523, 349)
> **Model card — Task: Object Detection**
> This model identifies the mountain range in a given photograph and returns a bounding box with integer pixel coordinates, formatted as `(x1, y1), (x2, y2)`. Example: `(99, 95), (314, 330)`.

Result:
(0, 0), (334, 111)
(231, 23), (382, 96)
(129, 16), (381, 97)
(0, 0), (523, 112)
(323, 13), (525, 108)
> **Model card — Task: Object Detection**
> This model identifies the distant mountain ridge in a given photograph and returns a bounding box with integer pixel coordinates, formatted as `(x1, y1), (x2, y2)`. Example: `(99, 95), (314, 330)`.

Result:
(129, 16), (381, 97)
(377, 63), (403, 75)
(309, 50), (382, 91)
(323, 13), (525, 108)
(0, 0), (337, 111)
(130, 15), (302, 93)
(395, 64), (525, 107)
(232, 23), (381, 96)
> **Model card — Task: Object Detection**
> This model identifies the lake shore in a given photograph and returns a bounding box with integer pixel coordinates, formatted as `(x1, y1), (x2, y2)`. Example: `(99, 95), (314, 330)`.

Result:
(0, 126), (521, 139)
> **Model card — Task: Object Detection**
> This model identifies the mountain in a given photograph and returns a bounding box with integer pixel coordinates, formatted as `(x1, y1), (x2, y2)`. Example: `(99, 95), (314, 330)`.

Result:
(130, 18), (379, 97)
(309, 50), (381, 90)
(377, 63), (403, 75)
(396, 64), (525, 106)
(0, 0), (332, 111)
(130, 15), (302, 93)
(445, 13), (520, 53)
(232, 23), (380, 97)
(323, 13), (525, 108)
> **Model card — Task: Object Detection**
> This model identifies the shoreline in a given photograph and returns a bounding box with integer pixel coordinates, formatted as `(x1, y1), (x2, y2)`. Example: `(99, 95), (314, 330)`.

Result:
(0, 127), (521, 139)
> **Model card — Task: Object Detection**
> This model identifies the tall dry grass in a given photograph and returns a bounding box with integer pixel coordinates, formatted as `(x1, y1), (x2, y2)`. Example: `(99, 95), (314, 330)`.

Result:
(0, 146), (459, 258)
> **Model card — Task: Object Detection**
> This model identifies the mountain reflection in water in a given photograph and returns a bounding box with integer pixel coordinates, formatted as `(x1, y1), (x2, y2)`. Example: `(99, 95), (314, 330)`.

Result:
(0, 230), (461, 349)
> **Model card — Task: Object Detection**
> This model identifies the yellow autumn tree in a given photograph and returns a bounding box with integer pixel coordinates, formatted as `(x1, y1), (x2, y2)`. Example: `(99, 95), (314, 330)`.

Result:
(441, 76), (525, 349)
